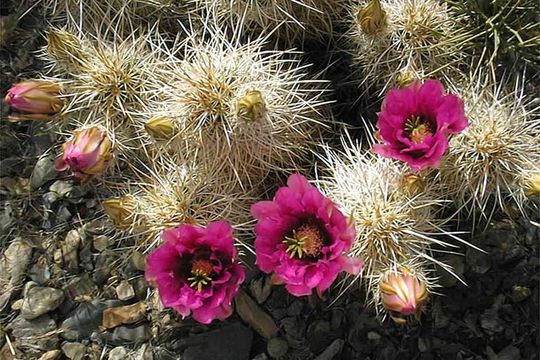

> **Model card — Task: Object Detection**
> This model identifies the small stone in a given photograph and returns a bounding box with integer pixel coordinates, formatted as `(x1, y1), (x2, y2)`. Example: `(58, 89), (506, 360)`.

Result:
(63, 275), (98, 302)
(94, 251), (115, 284)
(436, 255), (465, 287)
(0, 203), (15, 234)
(11, 299), (23, 311)
(496, 345), (520, 360)
(267, 338), (288, 359)
(466, 247), (491, 275)
(0, 240), (33, 311)
(116, 280), (135, 301)
(8, 315), (59, 356)
(23, 281), (39, 297)
(131, 251), (146, 271)
(367, 331), (381, 341)
(314, 339), (344, 360)
(62, 230), (81, 272)
(61, 300), (122, 340)
(510, 285), (531, 303)
(62, 342), (86, 360)
(480, 308), (504, 333)
(179, 323), (252, 360)
(131, 277), (149, 300)
(39, 350), (62, 360)
(21, 287), (64, 320)
(249, 275), (273, 304)
(286, 300), (303, 317)
(49, 180), (74, 197)
(100, 323), (151, 346)
(108, 346), (128, 360)
(103, 302), (147, 329)
(29, 255), (51, 284)
(31, 157), (57, 189)
(235, 290), (279, 339)
(93, 235), (110, 252)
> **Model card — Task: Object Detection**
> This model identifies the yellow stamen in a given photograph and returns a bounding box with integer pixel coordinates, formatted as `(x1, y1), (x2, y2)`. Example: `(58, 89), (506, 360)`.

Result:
(188, 259), (214, 292)
(283, 223), (324, 259)
(404, 116), (432, 144)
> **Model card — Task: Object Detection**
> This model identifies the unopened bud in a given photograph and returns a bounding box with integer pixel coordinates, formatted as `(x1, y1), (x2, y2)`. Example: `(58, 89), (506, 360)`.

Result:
(380, 269), (428, 324)
(524, 172), (540, 197)
(5, 80), (63, 121)
(400, 174), (424, 195)
(144, 116), (176, 140)
(237, 90), (266, 122)
(396, 69), (417, 88)
(357, 0), (387, 36)
(47, 29), (89, 71)
(102, 196), (137, 228)
(55, 126), (113, 183)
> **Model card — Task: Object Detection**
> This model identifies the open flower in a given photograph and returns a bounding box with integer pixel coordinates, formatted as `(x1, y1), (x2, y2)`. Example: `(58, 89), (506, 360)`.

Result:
(145, 221), (245, 324)
(373, 79), (468, 171)
(4, 79), (63, 121)
(252, 173), (363, 297)
(55, 126), (112, 183)
(380, 269), (428, 323)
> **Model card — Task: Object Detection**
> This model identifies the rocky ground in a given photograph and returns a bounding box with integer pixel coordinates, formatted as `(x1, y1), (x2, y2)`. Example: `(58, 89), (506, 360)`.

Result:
(1, 1), (539, 360)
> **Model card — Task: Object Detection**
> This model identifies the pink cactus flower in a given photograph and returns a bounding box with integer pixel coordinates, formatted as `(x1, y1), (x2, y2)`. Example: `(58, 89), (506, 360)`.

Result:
(4, 80), (63, 121)
(251, 173), (363, 297)
(373, 79), (468, 171)
(145, 221), (245, 324)
(380, 269), (428, 324)
(55, 126), (112, 183)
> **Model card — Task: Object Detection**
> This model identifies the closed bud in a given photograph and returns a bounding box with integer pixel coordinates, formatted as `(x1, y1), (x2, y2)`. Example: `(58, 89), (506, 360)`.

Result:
(524, 172), (540, 197)
(400, 174), (424, 195)
(237, 90), (266, 122)
(47, 29), (89, 70)
(55, 126), (113, 183)
(144, 116), (176, 140)
(396, 69), (417, 88)
(357, 0), (387, 36)
(5, 80), (63, 121)
(102, 196), (137, 228)
(380, 269), (428, 323)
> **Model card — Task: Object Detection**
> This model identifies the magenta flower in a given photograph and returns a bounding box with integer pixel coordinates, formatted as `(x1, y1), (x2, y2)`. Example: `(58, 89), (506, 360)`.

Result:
(4, 79), (63, 121)
(55, 126), (112, 183)
(373, 79), (468, 171)
(251, 173), (363, 297)
(145, 221), (245, 324)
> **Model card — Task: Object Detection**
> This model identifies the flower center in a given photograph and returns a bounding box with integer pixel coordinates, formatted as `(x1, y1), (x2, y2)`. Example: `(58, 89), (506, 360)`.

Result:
(188, 259), (214, 292)
(283, 223), (324, 259)
(404, 115), (433, 144)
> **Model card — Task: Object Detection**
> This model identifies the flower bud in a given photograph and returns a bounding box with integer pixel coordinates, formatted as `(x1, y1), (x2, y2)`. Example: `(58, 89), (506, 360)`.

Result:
(55, 126), (113, 183)
(396, 69), (417, 88)
(524, 172), (540, 197)
(380, 269), (428, 323)
(144, 116), (176, 140)
(400, 174), (424, 196)
(4, 80), (63, 121)
(357, 0), (387, 36)
(237, 90), (266, 122)
(102, 196), (137, 228)
(47, 29), (89, 71)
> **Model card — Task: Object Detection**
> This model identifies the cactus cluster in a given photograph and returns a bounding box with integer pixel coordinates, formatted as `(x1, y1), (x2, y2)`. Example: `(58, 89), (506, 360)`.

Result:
(2, 0), (539, 327)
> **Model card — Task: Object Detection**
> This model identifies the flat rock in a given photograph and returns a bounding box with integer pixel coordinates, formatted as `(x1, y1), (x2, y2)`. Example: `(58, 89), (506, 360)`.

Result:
(102, 302), (147, 329)
(61, 300), (122, 340)
(0, 240), (33, 311)
(39, 350), (62, 360)
(115, 280), (135, 301)
(314, 339), (344, 360)
(100, 323), (151, 346)
(235, 290), (278, 339)
(108, 346), (128, 360)
(21, 286), (64, 319)
(8, 315), (59, 355)
(62, 342), (86, 360)
(267, 337), (288, 359)
(30, 157), (57, 189)
(180, 323), (252, 360)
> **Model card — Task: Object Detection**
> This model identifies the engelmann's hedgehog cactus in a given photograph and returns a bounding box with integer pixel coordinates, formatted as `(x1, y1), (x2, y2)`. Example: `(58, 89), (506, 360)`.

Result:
(346, 0), (470, 94)
(438, 72), (540, 223)
(152, 25), (331, 187)
(318, 134), (478, 319)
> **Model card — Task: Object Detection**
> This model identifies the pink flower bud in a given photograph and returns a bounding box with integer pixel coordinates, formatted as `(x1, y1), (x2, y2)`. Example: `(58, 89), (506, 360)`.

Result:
(4, 80), (63, 121)
(380, 270), (428, 322)
(55, 126), (113, 183)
